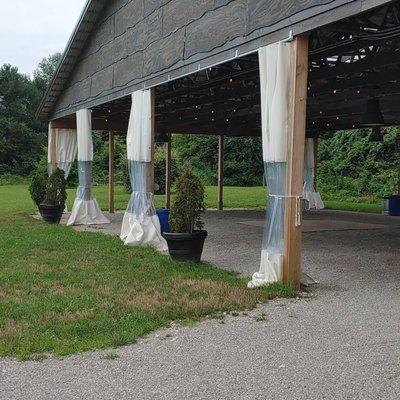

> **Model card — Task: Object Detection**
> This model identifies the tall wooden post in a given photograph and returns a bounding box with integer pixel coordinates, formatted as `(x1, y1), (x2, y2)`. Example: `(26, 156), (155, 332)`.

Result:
(49, 122), (57, 174)
(108, 131), (115, 214)
(283, 34), (309, 291)
(398, 159), (400, 195)
(148, 88), (156, 194)
(217, 135), (224, 211)
(165, 134), (172, 208)
(313, 137), (318, 190)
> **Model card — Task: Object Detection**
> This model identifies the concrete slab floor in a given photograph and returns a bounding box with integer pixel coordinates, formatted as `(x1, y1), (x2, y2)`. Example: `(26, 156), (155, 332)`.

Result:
(5, 210), (400, 399)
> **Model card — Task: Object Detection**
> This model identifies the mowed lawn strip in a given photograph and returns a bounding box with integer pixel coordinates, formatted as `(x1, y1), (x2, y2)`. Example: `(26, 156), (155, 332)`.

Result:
(0, 185), (292, 360)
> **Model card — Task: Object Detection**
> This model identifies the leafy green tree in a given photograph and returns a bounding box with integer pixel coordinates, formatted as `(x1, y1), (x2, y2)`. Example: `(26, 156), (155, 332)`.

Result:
(172, 134), (263, 186)
(0, 53), (61, 177)
(0, 65), (45, 175)
(33, 53), (62, 94)
(318, 127), (400, 197)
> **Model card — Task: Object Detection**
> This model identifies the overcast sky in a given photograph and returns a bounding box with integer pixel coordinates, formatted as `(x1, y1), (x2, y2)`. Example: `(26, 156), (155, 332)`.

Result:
(0, 0), (86, 76)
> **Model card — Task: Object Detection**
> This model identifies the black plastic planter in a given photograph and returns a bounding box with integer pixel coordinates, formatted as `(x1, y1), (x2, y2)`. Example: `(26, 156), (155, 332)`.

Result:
(39, 203), (65, 224)
(163, 230), (208, 262)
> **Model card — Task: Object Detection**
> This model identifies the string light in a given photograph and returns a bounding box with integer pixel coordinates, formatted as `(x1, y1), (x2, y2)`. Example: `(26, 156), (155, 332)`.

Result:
(333, 89), (337, 94)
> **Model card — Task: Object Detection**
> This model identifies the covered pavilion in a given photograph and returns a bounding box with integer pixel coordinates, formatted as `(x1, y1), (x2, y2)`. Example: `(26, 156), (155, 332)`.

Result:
(38, 0), (400, 290)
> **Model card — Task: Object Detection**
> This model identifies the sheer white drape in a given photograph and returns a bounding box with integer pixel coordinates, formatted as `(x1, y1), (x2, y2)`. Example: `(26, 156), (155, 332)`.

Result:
(47, 126), (77, 178)
(67, 109), (110, 226)
(303, 139), (324, 210)
(120, 90), (167, 251)
(248, 42), (292, 288)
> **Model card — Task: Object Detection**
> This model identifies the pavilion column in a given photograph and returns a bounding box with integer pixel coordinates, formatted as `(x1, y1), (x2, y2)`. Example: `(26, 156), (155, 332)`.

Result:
(303, 137), (324, 210)
(120, 89), (167, 250)
(67, 109), (110, 226)
(217, 135), (224, 211)
(248, 34), (308, 291)
(147, 88), (156, 194)
(165, 133), (172, 209)
(48, 122), (57, 175)
(313, 137), (318, 190)
(108, 131), (115, 214)
(283, 35), (309, 290)
(47, 122), (77, 178)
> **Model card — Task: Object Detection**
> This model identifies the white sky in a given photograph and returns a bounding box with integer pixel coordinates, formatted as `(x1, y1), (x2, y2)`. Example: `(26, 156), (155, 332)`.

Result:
(0, 0), (86, 76)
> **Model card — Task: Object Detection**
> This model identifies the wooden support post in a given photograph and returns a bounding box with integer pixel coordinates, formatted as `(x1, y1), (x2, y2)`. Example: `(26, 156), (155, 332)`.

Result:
(283, 34), (309, 291)
(165, 134), (172, 209)
(108, 131), (115, 214)
(398, 158), (400, 195)
(313, 137), (318, 190)
(148, 88), (156, 193)
(217, 135), (224, 211)
(49, 122), (57, 174)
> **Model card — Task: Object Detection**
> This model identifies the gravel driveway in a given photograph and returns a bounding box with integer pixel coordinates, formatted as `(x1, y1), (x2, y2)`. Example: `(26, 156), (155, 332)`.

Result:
(2, 210), (400, 400)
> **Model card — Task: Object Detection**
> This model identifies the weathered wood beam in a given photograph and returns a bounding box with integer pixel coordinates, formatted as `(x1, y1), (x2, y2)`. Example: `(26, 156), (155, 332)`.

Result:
(165, 134), (172, 209)
(283, 34), (309, 291)
(108, 131), (115, 214)
(148, 89), (156, 194)
(313, 137), (318, 190)
(217, 135), (224, 211)
(49, 122), (57, 174)
(51, 117), (128, 132)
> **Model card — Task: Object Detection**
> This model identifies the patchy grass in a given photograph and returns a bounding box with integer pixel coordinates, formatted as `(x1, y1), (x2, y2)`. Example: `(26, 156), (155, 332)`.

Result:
(0, 185), (292, 360)
(323, 199), (381, 214)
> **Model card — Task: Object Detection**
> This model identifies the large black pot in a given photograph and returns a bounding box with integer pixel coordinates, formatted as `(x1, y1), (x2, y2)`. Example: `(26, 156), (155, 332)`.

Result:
(163, 230), (208, 262)
(39, 203), (64, 224)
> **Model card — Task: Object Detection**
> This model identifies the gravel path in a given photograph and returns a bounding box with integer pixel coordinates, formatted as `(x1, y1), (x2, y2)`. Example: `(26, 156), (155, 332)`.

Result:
(2, 210), (400, 399)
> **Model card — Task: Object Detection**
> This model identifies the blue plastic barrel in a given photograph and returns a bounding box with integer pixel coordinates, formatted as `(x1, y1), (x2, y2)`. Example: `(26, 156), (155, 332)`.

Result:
(156, 208), (170, 233)
(388, 195), (400, 216)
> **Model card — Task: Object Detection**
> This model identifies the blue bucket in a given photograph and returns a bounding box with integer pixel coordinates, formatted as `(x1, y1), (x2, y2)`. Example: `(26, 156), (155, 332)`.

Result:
(388, 195), (400, 216)
(156, 208), (170, 234)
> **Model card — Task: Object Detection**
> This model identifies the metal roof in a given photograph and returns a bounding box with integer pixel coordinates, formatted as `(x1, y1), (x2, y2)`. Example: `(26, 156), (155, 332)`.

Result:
(37, 0), (106, 121)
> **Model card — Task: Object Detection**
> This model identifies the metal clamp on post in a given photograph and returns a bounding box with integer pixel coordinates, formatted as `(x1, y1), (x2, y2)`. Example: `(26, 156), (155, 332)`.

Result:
(269, 193), (303, 227)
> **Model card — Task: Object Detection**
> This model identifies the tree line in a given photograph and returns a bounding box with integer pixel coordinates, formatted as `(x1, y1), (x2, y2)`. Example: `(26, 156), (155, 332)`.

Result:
(1, 54), (399, 198)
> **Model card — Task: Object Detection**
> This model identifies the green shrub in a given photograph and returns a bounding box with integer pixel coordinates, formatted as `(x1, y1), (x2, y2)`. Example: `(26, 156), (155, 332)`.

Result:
(169, 170), (205, 233)
(29, 172), (47, 206)
(44, 168), (67, 205)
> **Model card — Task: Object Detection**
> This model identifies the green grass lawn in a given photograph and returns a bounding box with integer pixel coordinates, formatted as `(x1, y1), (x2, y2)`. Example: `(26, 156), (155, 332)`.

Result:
(0, 185), (292, 360)
(68, 185), (268, 211)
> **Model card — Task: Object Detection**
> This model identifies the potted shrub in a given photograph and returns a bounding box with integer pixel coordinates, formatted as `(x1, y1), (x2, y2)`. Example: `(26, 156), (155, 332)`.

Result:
(29, 172), (47, 211)
(163, 170), (207, 262)
(36, 168), (67, 224)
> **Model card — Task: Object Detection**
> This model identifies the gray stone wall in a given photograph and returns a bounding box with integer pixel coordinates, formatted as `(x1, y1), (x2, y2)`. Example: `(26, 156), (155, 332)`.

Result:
(52, 0), (363, 117)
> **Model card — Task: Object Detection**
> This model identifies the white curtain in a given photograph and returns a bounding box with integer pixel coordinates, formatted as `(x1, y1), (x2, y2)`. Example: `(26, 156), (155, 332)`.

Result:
(248, 42), (293, 288)
(303, 139), (324, 210)
(120, 90), (167, 251)
(67, 109), (110, 226)
(47, 126), (77, 178)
